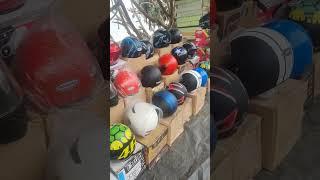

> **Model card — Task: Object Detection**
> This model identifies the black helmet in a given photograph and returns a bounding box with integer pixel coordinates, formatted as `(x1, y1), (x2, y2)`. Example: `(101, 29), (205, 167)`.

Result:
(152, 29), (171, 48)
(169, 28), (182, 44)
(140, 40), (154, 59)
(183, 42), (197, 59)
(171, 46), (188, 65)
(121, 37), (143, 58)
(140, 65), (162, 88)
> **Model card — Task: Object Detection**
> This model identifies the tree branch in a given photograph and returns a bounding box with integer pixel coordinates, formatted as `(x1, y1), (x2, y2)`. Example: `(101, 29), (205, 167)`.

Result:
(156, 0), (170, 17)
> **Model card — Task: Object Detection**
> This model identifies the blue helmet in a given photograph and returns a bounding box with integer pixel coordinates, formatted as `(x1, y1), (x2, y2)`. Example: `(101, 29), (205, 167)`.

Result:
(194, 67), (208, 87)
(140, 40), (154, 59)
(152, 29), (171, 48)
(152, 90), (178, 118)
(121, 37), (143, 58)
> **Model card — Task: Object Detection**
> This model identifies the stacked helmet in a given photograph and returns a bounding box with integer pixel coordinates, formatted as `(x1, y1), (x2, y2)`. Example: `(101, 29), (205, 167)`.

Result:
(180, 70), (202, 92)
(140, 65), (162, 88)
(152, 29), (171, 48)
(0, 60), (28, 144)
(110, 123), (136, 160)
(169, 28), (183, 44)
(211, 66), (249, 139)
(121, 37), (143, 58)
(171, 47), (188, 65)
(125, 102), (162, 137)
(167, 82), (188, 105)
(14, 26), (97, 109)
(194, 67), (208, 87)
(140, 40), (154, 59)
(114, 70), (140, 97)
(183, 42), (197, 59)
(152, 90), (178, 118)
(110, 41), (121, 66)
(159, 54), (178, 75)
(0, 0), (25, 14)
(110, 82), (119, 107)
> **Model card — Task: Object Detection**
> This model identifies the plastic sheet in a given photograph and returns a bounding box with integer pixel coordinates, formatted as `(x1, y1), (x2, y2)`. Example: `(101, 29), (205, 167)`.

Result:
(139, 97), (210, 180)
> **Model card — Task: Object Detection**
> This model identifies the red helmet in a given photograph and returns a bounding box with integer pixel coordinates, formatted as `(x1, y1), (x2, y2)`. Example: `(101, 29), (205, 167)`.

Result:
(114, 70), (140, 97)
(0, 0), (25, 14)
(14, 27), (97, 109)
(159, 54), (178, 75)
(110, 41), (121, 66)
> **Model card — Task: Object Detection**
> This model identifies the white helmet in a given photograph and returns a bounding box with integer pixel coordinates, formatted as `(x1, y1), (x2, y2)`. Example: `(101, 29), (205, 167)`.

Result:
(125, 102), (162, 137)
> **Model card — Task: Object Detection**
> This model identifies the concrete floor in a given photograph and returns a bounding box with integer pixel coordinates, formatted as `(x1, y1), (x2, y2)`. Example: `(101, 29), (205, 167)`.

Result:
(255, 100), (320, 180)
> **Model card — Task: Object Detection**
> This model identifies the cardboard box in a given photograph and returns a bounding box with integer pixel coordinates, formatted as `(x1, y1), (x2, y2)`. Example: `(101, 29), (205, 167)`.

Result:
(212, 114), (262, 180)
(110, 143), (146, 180)
(0, 120), (47, 180)
(177, 64), (187, 74)
(182, 97), (193, 123)
(136, 124), (168, 166)
(122, 55), (147, 73)
(110, 97), (125, 125)
(155, 46), (172, 57)
(189, 87), (207, 116)
(161, 70), (180, 86)
(145, 82), (165, 103)
(160, 106), (184, 146)
(249, 79), (307, 171)
(146, 54), (160, 67)
(171, 42), (183, 49)
(124, 87), (147, 108)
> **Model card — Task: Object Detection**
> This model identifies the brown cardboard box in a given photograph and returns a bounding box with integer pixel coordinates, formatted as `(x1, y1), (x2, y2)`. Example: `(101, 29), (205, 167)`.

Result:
(147, 54), (160, 67)
(161, 70), (180, 86)
(178, 64), (187, 74)
(155, 46), (172, 57)
(249, 79), (307, 171)
(212, 114), (262, 180)
(160, 106), (184, 146)
(171, 42), (183, 49)
(189, 87), (207, 116)
(136, 124), (168, 166)
(110, 97), (125, 125)
(124, 87), (147, 108)
(145, 82), (165, 103)
(182, 97), (193, 123)
(0, 120), (47, 180)
(122, 55), (147, 73)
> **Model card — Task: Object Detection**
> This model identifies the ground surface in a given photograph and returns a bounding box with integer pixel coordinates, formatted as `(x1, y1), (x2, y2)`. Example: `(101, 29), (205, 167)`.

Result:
(256, 100), (320, 180)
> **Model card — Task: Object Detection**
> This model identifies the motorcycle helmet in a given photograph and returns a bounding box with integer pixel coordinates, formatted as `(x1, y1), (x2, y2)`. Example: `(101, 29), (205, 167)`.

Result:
(152, 29), (171, 48)
(121, 37), (143, 58)
(169, 28), (183, 44)
(159, 54), (178, 75)
(199, 13), (210, 29)
(140, 65), (162, 88)
(114, 70), (140, 97)
(0, 60), (28, 144)
(110, 41), (121, 66)
(0, 0), (25, 14)
(171, 47), (188, 65)
(14, 25), (97, 110)
(110, 123), (136, 160)
(167, 82), (188, 105)
(110, 82), (119, 107)
(125, 102), (162, 137)
(183, 42), (198, 59)
(194, 67), (208, 87)
(180, 70), (202, 92)
(140, 40), (154, 59)
(152, 90), (178, 118)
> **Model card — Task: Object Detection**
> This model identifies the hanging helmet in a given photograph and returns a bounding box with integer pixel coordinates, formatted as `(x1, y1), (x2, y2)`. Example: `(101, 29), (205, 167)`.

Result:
(167, 82), (188, 105)
(125, 102), (162, 137)
(114, 70), (141, 97)
(0, 0), (25, 14)
(110, 123), (136, 160)
(159, 54), (178, 75)
(183, 42), (197, 59)
(121, 37), (143, 58)
(140, 65), (162, 88)
(194, 67), (208, 87)
(140, 40), (154, 59)
(152, 29), (171, 48)
(169, 28), (183, 44)
(110, 82), (119, 107)
(171, 47), (188, 65)
(180, 70), (202, 92)
(0, 60), (28, 144)
(152, 90), (178, 118)
(14, 26), (97, 109)
(110, 41), (121, 66)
